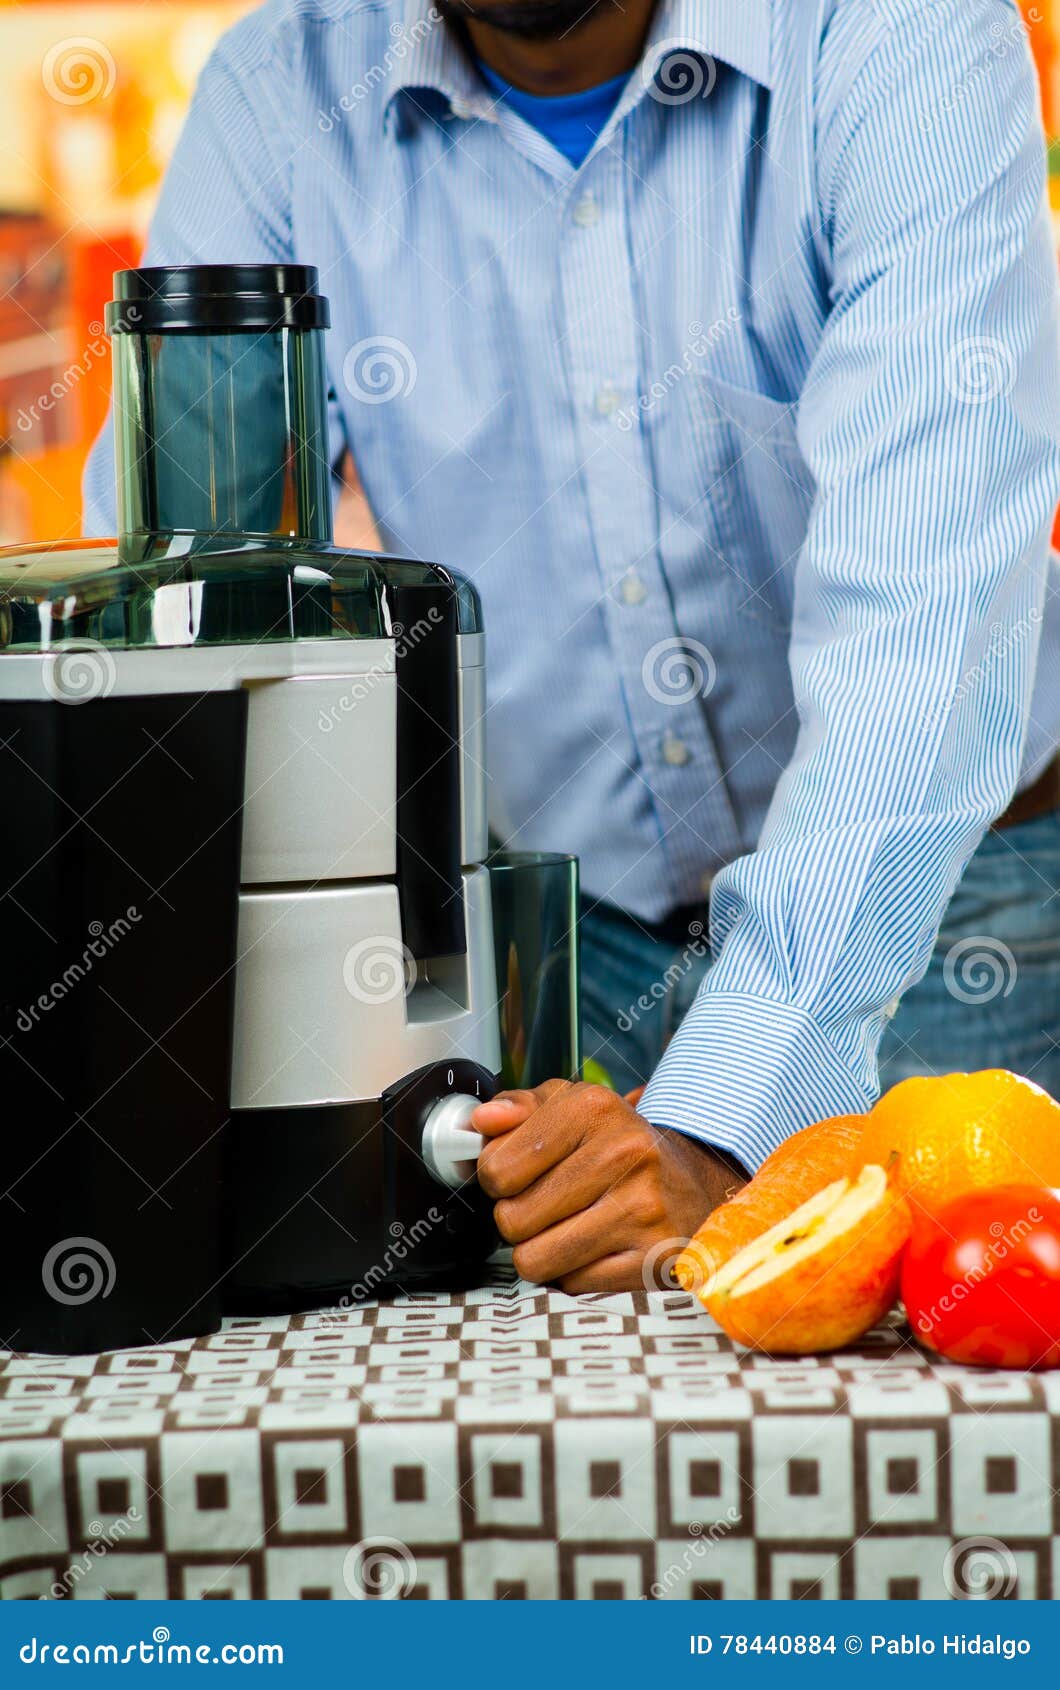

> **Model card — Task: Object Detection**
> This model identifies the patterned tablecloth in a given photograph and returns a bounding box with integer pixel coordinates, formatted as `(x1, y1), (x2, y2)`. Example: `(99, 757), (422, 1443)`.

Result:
(1, 1266), (1056, 1602)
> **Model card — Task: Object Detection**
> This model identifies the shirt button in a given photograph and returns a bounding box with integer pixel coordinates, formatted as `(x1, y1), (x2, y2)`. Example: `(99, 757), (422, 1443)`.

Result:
(699, 870), (715, 897)
(662, 733), (691, 767)
(595, 382), (621, 416)
(572, 192), (600, 227)
(619, 573), (647, 606)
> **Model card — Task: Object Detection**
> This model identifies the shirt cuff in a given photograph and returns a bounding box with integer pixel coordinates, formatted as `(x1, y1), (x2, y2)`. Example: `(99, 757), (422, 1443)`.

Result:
(636, 992), (873, 1174)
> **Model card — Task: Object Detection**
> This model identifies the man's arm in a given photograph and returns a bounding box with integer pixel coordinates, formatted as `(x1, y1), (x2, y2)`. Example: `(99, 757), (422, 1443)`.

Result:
(638, 0), (1060, 1170)
(475, 1081), (745, 1292)
(475, 0), (1059, 1289)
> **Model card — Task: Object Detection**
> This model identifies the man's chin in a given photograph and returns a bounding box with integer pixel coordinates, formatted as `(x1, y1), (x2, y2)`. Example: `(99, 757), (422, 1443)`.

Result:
(436, 0), (613, 41)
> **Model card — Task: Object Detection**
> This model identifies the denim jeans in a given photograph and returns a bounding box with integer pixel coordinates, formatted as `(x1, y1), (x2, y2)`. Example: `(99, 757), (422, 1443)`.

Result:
(579, 808), (1060, 1107)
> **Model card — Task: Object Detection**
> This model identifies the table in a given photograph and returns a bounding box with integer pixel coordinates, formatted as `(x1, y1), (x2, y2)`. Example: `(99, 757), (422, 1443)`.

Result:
(1, 1265), (1056, 1600)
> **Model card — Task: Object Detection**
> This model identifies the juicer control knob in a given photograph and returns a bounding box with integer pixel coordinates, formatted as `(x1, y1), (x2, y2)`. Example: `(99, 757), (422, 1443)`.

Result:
(421, 1094), (485, 1190)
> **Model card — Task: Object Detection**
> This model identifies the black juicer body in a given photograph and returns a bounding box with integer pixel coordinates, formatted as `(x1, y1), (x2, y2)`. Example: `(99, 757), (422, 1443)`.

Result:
(0, 265), (546, 1354)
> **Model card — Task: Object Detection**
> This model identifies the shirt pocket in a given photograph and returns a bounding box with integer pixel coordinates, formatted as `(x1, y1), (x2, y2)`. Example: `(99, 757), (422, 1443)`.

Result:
(680, 369), (815, 636)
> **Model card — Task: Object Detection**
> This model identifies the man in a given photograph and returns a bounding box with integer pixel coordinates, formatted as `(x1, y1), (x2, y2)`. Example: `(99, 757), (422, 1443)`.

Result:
(86, 0), (1060, 1290)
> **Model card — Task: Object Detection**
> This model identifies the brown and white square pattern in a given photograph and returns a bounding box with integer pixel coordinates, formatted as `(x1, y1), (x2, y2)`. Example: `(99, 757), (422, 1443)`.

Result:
(560, 1546), (653, 1600)
(659, 1427), (747, 1536)
(69, 1552), (169, 1601)
(356, 1423), (460, 1544)
(859, 1426), (946, 1532)
(176, 1560), (258, 1600)
(159, 1430), (264, 1554)
(0, 1438), (67, 1561)
(67, 1441), (158, 1566)
(762, 1549), (843, 1601)
(652, 1537), (756, 1600)
(949, 1413), (1052, 1539)
(553, 1420), (656, 1542)
(751, 1417), (855, 1542)
(264, 1436), (352, 1541)
(461, 1539), (560, 1599)
(464, 1430), (551, 1535)
(0, 1270), (1056, 1599)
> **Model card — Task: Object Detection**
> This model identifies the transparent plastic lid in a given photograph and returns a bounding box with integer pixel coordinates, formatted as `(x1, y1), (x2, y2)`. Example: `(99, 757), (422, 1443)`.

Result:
(0, 263), (483, 657)
(0, 533), (483, 654)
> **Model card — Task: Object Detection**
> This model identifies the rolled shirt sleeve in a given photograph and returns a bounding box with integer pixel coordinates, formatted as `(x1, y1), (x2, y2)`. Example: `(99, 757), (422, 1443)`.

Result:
(639, 0), (1060, 1170)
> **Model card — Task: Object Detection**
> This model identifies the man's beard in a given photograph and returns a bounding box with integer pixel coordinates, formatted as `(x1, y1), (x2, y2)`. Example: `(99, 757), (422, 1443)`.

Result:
(436, 0), (616, 41)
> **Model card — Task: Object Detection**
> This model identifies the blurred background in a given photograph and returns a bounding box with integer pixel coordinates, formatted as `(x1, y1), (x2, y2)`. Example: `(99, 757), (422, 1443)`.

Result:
(0, 3), (248, 543)
(0, 0), (1057, 548)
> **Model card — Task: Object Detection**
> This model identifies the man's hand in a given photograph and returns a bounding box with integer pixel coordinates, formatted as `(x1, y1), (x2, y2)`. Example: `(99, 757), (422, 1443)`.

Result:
(472, 1081), (746, 1292)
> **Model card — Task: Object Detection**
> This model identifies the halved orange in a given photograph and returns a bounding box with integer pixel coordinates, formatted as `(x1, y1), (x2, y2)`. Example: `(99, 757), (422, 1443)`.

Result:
(700, 1164), (911, 1354)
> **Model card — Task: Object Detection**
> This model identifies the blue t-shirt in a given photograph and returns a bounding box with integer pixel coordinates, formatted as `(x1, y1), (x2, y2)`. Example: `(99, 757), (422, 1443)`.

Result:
(476, 62), (628, 168)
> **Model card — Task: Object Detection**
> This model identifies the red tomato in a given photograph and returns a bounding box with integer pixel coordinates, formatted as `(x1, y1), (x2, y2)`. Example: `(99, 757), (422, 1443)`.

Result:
(900, 1185), (1060, 1369)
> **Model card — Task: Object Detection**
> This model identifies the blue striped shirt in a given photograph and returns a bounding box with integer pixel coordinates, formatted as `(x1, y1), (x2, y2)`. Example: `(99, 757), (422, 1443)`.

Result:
(84, 0), (1060, 1171)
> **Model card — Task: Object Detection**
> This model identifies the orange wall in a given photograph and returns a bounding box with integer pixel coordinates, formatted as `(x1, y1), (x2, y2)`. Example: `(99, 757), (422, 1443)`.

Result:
(0, 5), (250, 543)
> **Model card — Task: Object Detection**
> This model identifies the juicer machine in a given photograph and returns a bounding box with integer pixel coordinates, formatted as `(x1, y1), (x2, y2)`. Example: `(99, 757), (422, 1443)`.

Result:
(0, 265), (578, 1353)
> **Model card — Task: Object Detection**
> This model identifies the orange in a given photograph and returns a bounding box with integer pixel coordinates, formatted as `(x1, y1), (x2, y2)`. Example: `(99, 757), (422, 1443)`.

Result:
(675, 1113), (866, 1291)
(700, 1164), (911, 1354)
(858, 1069), (1060, 1219)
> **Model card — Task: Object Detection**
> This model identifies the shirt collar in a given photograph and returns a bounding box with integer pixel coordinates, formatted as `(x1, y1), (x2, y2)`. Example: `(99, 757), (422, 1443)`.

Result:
(641, 0), (773, 93)
(383, 0), (773, 132)
(384, 0), (496, 130)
